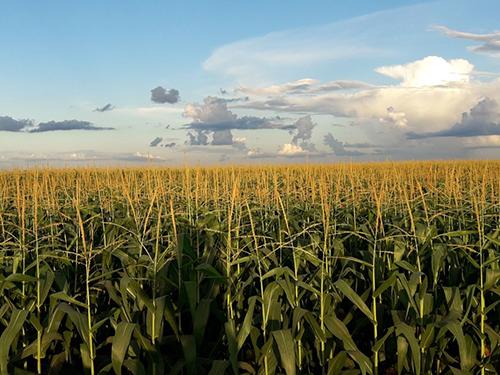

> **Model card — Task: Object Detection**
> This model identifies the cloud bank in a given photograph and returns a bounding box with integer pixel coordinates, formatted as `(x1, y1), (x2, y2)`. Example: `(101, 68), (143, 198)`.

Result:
(0, 117), (114, 133)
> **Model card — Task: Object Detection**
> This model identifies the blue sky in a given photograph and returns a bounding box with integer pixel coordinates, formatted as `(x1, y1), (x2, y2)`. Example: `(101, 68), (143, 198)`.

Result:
(1, 0), (500, 166)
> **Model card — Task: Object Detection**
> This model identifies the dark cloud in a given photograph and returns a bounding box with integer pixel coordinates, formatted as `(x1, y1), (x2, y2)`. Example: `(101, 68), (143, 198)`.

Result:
(407, 98), (500, 139)
(184, 96), (294, 132)
(1, 117), (112, 133)
(289, 116), (317, 152)
(149, 137), (163, 147)
(183, 96), (293, 148)
(151, 86), (180, 104)
(30, 120), (114, 133)
(0, 116), (33, 132)
(94, 104), (114, 112)
(183, 97), (328, 150)
(236, 79), (375, 97)
(434, 25), (500, 55)
(324, 133), (365, 156)
(345, 142), (376, 148)
(291, 116), (315, 144)
(150, 135), (177, 148)
(185, 128), (245, 149)
(186, 117), (292, 131)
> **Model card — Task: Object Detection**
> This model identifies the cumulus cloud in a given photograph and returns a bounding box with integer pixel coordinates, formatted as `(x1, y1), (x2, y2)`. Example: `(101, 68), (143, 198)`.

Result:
(94, 104), (114, 112)
(151, 86), (180, 104)
(288, 115), (317, 151)
(186, 128), (246, 149)
(379, 107), (408, 128)
(183, 96), (295, 148)
(211, 129), (234, 145)
(0, 116), (33, 132)
(291, 116), (315, 143)
(237, 55), (500, 142)
(186, 130), (209, 146)
(375, 56), (474, 87)
(183, 97), (286, 131)
(407, 98), (500, 139)
(30, 120), (114, 133)
(434, 25), (500, 56)
(278, 143), (306, 155)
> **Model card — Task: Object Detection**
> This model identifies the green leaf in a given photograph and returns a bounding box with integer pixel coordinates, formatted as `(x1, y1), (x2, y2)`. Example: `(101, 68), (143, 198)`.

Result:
(373, 327), (394, 353)
(208, 360), (229, 375)
(395, 323), (420, 375)
(431, 244), (446, 285)
(272, 329), (296, 375)
(224, 320), (239, 375)
(196, 264), (225, 281)
(3, 274), (37, 283)
(335, 280), (373, 322)
(180, 335), (197, 375)
(39, 267), (55, 306)
(327, 351), (348, 375)
(438, 320), (475, 371)
(324, 315), (373, 375)
(374, 273), (397, 298)
(112, 322), (135, 375)
(485, 269), (500, 290)
(123, 358), (146, 375)
(237, 296), (257, 350)
(193, 298), (212, 344)
(0, 309), (29, 374)
(397, 335), (408, 375)
(50, 291), (88, 309)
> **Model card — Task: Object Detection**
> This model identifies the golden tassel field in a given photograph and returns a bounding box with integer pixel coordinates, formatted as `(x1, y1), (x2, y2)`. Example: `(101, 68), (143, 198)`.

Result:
(0, 161), (499, 374)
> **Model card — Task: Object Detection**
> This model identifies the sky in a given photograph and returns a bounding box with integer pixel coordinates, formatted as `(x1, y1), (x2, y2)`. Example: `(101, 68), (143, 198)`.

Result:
(1, 0), (500, 167)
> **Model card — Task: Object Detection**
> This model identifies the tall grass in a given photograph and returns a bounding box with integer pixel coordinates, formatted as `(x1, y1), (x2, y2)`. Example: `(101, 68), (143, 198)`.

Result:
(0, 161), (498, 374)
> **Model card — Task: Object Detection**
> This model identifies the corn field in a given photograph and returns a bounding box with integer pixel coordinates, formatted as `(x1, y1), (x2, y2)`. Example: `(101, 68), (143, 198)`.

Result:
(0, 161), (499, 374)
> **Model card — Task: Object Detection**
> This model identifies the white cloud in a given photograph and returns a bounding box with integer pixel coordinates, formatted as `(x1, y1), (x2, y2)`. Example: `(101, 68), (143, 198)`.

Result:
(237, 57), (500, 138)
(133, 152), (164, 160)
(184, 97), (237, 124)
(278, 143), (306, 155)
(247, 148), (262, 157)
(375, 56), (474, 87)
(379, 107), (408, 128)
